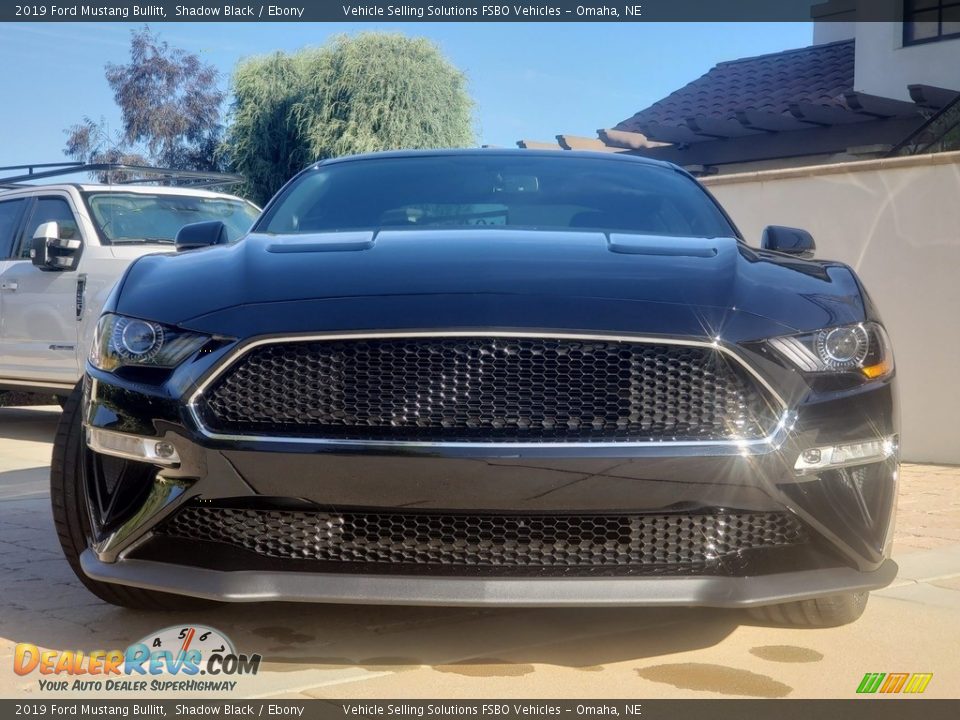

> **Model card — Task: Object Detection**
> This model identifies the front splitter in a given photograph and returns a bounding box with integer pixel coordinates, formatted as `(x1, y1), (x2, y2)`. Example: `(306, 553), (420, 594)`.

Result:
(80, 550), (898, 607)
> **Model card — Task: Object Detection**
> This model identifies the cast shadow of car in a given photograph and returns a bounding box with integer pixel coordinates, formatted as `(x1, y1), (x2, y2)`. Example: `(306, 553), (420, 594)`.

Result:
(0, 405), (62, 442)
(4, 551), (748, 674)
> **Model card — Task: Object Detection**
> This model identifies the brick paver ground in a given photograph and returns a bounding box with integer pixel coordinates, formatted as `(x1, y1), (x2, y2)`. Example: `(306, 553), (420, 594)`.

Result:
(895, 463), (960, 552)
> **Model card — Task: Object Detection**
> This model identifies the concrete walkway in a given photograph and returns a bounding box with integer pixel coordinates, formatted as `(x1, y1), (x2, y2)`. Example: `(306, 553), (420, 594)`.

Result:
(1, 406), (957, 699)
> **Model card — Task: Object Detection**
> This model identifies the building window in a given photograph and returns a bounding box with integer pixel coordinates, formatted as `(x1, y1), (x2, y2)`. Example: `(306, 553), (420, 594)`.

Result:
(904, 0), (960, 45)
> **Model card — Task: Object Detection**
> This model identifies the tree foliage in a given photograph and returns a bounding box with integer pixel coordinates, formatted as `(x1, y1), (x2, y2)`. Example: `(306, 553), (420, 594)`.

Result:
(64, 26), (225, 175)
(225, 51), (313, 205)
(63, 120), (150, 174)
(227, 33), (475, 204)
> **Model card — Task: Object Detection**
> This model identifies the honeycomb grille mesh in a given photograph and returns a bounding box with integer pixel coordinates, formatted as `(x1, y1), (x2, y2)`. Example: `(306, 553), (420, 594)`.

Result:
(159, 506), (807, 571)
(199, 336), (778, 442)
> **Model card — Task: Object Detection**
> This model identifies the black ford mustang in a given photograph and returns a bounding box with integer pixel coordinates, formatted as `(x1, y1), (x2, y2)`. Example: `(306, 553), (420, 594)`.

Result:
(52, 150), (899, 626)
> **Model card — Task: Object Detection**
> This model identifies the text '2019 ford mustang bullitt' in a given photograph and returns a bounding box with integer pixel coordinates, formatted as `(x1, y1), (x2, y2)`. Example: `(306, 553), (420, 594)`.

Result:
(52, 150), (899, 625)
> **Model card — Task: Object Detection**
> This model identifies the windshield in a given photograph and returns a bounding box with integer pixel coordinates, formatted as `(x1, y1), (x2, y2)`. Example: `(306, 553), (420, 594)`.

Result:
(84, 192), (260, 244)
(256, 155), (736, 239)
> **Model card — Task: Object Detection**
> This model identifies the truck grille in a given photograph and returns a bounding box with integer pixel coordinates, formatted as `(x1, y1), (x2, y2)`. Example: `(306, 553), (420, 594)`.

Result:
(159, 506), (807, 572)
(195, 335), (780, 443)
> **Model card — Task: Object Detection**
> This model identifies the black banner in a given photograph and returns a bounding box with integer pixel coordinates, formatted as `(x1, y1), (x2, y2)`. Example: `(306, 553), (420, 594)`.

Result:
(2, 700), (959, 720)
(0, 0), (909, 23)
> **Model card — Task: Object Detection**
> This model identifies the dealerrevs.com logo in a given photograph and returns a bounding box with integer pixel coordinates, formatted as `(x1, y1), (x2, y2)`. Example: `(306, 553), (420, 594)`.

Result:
(14, 625), (261, 693)
(856, 672), (933, 694)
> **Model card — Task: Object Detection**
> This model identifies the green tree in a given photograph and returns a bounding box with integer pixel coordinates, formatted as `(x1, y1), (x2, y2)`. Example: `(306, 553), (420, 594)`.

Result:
(226, 33), (475, 205)
(225, 51), (313, 205)
(64, 26), (225, 176)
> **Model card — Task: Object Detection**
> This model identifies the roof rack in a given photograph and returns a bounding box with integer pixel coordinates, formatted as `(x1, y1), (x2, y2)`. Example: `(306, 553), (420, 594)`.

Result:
(0, 162), (244, 190)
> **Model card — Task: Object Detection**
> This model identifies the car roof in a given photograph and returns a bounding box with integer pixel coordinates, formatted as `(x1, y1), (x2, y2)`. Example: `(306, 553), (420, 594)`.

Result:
(0, 183), (247, 201)
(314, 147), (679, 172)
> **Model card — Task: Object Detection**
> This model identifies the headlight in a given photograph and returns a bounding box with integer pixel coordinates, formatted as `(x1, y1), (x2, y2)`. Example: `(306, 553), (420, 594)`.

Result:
(90, 313), (208, 372)
(768, 321), (894, 379)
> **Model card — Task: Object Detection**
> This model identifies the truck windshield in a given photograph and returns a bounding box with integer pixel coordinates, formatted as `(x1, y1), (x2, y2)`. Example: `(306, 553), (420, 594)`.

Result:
(255, 154), (736, 239)
(84, 192), (259, 244)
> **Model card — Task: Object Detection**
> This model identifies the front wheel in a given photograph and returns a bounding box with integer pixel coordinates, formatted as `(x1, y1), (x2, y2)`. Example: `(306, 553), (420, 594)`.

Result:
(51, 382), (215, 610)
(746, 592), (869, 627)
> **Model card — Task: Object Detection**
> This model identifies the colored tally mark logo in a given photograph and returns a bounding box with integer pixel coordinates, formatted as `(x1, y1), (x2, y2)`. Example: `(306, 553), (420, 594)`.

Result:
(857, 672), (933, 694)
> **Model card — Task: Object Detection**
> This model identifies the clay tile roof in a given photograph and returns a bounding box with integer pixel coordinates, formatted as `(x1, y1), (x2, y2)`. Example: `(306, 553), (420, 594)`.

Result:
(615, 40), (855, 133)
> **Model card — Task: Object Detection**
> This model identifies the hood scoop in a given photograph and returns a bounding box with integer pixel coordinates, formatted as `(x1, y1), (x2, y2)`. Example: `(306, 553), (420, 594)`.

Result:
(265, 231), (375, 254)
(607, 234), (722, 258)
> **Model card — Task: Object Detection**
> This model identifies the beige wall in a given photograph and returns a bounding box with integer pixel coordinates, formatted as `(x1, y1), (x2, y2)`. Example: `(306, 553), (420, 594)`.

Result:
(704, 152), (960, 464)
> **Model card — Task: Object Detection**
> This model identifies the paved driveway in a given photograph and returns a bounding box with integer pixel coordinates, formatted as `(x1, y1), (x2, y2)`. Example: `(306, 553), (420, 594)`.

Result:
(1, 406), (958, 699)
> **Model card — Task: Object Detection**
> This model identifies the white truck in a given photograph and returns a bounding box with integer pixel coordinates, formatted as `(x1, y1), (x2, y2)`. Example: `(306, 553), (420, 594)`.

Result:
(0, 164), (259, 401)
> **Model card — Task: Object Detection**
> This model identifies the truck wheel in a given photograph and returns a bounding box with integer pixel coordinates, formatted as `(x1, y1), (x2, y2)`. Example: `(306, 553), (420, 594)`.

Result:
(747, 592), (869, 627)
(51, 382), (216, 610)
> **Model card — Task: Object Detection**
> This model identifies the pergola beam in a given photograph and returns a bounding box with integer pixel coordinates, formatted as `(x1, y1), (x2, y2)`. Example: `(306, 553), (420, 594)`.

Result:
(556, 135), (623, 152)
(789, 102), (866, 125)
(597, 128), (666, 150)
(844, 91), (921, 118)
(620, 116), (925, 167)
(637, 122), (712, 144)
(909, 84), (960, 110)
(735, 110), (814, 132)
(685, 116), (764, 138)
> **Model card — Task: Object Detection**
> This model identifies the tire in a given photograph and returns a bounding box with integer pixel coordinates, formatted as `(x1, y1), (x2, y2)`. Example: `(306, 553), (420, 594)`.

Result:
(51, 382), (216, 610)
(747, 592), (869, 627)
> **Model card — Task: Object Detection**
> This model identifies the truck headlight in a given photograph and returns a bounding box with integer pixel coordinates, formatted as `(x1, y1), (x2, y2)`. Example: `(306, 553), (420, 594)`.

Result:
(768, 322), (894, 379)
(90, 313), (208, 372)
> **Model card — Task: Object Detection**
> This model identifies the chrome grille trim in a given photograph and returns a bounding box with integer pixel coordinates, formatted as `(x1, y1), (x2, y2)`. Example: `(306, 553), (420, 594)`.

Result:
(186, 331), (789, 448)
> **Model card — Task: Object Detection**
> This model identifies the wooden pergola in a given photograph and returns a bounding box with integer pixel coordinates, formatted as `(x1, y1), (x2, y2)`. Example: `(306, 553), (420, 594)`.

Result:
(518, 40), (960, 174)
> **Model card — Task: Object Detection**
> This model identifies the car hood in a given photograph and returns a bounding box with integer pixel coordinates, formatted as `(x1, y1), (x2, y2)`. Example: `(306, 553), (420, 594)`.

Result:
(114, 230), (866, 342)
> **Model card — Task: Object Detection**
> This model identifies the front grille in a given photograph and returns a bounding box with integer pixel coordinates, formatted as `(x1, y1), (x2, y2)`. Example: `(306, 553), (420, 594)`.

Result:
(159, 506), (807, 573)
(197, 336), (779, 443)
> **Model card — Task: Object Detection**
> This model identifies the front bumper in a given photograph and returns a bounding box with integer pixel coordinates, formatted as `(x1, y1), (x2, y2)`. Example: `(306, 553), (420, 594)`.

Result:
(79, 340), (900, 607)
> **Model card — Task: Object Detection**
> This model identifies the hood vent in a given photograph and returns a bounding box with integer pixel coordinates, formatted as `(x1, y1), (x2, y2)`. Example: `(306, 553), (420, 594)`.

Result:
(265, 231), (375, 254)
(607, 234), (722, 258)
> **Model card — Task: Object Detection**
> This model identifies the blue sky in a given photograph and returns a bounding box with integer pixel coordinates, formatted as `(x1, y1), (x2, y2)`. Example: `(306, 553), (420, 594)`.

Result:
(0, 22), (811, 169)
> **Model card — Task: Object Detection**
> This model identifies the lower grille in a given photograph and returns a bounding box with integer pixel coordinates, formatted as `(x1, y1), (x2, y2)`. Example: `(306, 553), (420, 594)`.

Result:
(159, 506), (807, 573)
(196, 335), (781, 443)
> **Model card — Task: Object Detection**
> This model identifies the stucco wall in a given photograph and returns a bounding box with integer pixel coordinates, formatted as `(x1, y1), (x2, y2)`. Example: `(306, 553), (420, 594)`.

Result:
(855, 21), (960, 102)
(704, 152), (960, 464)
(813, 21), (855, 45)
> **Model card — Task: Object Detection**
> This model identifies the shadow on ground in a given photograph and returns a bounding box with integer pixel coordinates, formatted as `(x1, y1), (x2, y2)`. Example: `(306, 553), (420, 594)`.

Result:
(0, 406), (61, 443)
(3, 586), (744, 672)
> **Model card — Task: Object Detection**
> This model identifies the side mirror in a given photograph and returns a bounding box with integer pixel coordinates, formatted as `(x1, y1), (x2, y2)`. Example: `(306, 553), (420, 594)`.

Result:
(31, 222), (81, 271)
(761, 226), (816, 258)
(176, 220), (228, 251)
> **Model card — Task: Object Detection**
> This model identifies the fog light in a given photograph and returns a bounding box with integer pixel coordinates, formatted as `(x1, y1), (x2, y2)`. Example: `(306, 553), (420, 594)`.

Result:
(86, 427), (181, 467)
(794, 436), (898, 473)
(154, 441), (178, 460)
